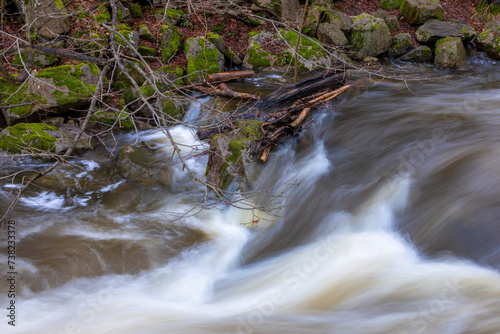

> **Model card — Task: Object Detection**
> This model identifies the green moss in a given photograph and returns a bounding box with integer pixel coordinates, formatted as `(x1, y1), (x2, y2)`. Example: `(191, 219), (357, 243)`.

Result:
(185, 39), (222, 81)
(36, 63), (99, 105)
(237, 120), (262, 140)
(279, 29), (324, 61)
(248, 31), (259, 38)
(95, 4), (110, 24)
(227, 139), (244, 163)
(0, 123), (57, 154)
(247, 41), (271, 68)
(138, 46), (157, 58)
(90, 110), (134, 131)
(0, 79), (47, 116)
(161, 26), (182, 62)
(162, 99), (180, 118)
(113, 80), (129, 90)
(128, 2), (143, 18)
(12, 51), (59, 68)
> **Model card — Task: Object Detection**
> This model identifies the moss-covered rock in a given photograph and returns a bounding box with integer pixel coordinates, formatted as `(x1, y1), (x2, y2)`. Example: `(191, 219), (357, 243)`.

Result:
(400, 0), (444, 25)
(400, 45), (433, 62)
(317, 23), (348, 46)
(434, 37), (467, 68)
(242, 31), (277, 70)
(153, 8), (184, 25)
(138, 24), (154, 41)
(348, 14), (391, 60)
(128, 2), (143, 18)
(0, 63), (100, 124)
(161, 25), (182, 62)
(416, 20), (476, 44)
(388, 33), (412, 57)
(476, 22), (500, 59)
(116, 1), (130, 21)
(184, 37), (224, 82)
(0, 123), (57, 154)
(373, 11), (399, 33)
(138, 46), (157, 59)
(206, 120), (262, 191)
(155, 65), (184, 87)
(13, 51), (59, 68)
(380, 0), (404, 10)
(277, 28), (330, 71)
(89, 109), (135, 132)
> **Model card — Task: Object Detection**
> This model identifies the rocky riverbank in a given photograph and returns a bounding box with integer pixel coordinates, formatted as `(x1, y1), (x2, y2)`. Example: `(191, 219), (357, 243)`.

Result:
(1, 0), (500, 189)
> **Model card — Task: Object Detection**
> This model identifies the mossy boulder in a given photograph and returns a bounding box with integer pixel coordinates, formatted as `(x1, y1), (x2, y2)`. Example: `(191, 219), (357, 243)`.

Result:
(128, 2), (143, 18)
(153, 8), (184, 25)
(0, 123), (57, 154)
(277, 28), (330, 71)
(476, 22), (500, 59)
(416, 20), (476, 44)
(13, 51), (59, 68)
(155, 65), (184, 87)
(161, 25), (182, 62)
(116, 1), (130, 21)
(206, 120), (262, 191)
(348, 14), (392, 60)
(88, 109), (135, 133)
(400, 0), (444, 25)
(373, 11), (399, 33)
(380, 0), (404, 10)
(434, 37), (467, 68)
(14, 0), (70, 39)
(138, 25), (154, 41)
(242, 31), (278, 70)
(388, 33), (412, 57)
(317, 23), (348, 46)
(115, 24), (140, 56)
(138, 46), (157, 59)
(0, 63), (100, 124)
(400, 45), (433, 62)
(254, 0), (303, 25)
(0, 122), (93, 156)
(184, 37), (224, 82)
(326, 10), (353, 33)
(207, 32), (243, 66)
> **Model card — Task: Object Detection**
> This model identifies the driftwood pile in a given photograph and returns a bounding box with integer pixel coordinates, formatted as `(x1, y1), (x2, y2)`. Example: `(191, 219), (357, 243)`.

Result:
(195, 69), (351, 161)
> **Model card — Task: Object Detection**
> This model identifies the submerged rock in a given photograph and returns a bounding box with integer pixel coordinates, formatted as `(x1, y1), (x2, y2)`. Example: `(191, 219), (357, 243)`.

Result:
(434, 37), (467, 68)
(348, 14), (391, 60)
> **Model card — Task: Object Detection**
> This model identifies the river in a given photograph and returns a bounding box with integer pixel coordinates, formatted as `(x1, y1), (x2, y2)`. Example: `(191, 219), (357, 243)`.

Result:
(1, 56), (500, 333)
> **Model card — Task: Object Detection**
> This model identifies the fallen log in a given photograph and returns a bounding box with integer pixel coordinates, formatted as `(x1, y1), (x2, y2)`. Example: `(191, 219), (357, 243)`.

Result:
(193, 83), (259, 100)
(208, 70), (254, 82)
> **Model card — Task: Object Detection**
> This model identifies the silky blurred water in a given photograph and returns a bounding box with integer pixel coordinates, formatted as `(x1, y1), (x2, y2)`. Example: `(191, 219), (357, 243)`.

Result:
(1, 57), (500, 333)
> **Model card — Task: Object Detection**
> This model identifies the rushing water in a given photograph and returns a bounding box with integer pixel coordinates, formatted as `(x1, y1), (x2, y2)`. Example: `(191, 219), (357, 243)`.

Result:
(2, 58), (500, 333)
